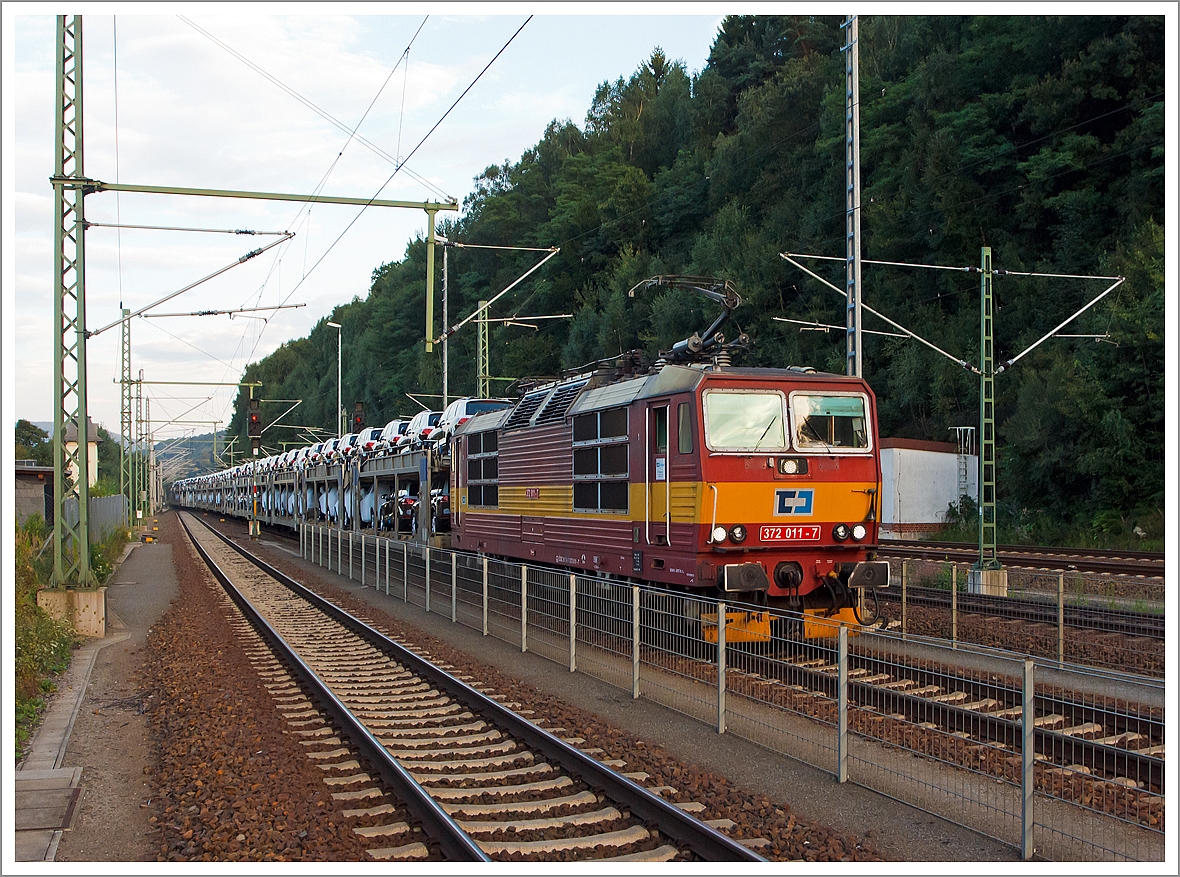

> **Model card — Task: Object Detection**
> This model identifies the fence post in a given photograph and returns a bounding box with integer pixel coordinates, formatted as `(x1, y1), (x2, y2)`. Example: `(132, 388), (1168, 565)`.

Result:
(360, 534), (365, 586)
(425, 547), (431, 614)
(569, 573), (577, 673)
(318, 526), (322, 566)
(349, 531), (354, 580)
(482, 556), (489, 636)
(520, 565), (528, 654)
(1057, 572), (1065, 669)
(717, 600), (726, 735)
(901, 560), (908, 641)
(837, 624), (849, 783)
(951, 563), (958, 649)
(632, 585), (640, 699)
(1021, 658), (1035, 860)
(403, 541), (408, 602)
(451, 553), (457, 623)
(385, 539), (390, 595)
(300, 522), (304, 559)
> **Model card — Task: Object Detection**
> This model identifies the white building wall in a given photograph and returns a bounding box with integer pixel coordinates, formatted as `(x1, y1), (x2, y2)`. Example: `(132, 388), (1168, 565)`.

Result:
(64, 440), (100, 488)
(880, 447), (978, 538)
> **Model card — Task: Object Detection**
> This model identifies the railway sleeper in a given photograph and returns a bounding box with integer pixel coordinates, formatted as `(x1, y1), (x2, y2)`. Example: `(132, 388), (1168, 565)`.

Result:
(959, 698), (1001, 712)
(377, 730), (504, 749)
(414, 763), (554, 786)
(1085, 731), (1142, 745)
(458, 806), (623, 834)
(475, 824), (650, 856)
(365, 709), (476, 729)
(1057, 722), (1105, 739)
(366, 841), (430, 860)
(373, 720), (489, 739)
(323, 773), (376, 786)
(353, 821), (411, 838)
(381, 738), (516, 758)
(442, 790), (597, 817)
(406, 752), (537, 772)
(341, 802), (398, 818)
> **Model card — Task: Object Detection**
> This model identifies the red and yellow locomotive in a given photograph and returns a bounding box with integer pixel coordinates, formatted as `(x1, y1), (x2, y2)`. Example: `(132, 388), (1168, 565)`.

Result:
(451, 277), (889, 640)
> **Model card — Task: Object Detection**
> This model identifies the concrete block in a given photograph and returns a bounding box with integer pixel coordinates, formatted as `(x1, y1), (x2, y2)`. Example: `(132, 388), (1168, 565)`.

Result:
(35, 588), (106, 638)
(967, 568), (1008, 596)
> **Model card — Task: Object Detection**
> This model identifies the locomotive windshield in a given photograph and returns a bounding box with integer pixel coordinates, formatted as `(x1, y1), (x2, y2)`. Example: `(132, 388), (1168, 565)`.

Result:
(789, 393), (870, 450)
(703, 390), (787, 451)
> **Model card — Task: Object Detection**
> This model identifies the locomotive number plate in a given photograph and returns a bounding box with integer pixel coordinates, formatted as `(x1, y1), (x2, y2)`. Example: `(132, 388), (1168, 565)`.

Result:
(759, 525), (821, 542)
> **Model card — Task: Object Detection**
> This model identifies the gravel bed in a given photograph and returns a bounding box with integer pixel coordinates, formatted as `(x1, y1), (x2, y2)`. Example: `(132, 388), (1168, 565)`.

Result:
(209, 518), (881, 863)
(142, 513), (384, 862)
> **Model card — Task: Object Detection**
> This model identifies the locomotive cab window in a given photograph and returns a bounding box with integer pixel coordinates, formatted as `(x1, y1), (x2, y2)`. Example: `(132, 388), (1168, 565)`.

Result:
(789, 393), (870, 451)
(703, 390), (787, 452)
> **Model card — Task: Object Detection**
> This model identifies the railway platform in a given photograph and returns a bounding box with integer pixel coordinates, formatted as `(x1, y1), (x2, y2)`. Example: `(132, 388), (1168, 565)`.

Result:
(13, 531), (178, 863)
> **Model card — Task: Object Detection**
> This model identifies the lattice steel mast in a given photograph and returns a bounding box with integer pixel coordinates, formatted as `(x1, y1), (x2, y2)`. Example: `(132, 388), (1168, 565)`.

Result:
(120, 307), (132, 527)
(976, 248), (1001, 571)
(51, 15), (92, 585)
(843, 14), (863, 378)
(136, 369), (145, 524)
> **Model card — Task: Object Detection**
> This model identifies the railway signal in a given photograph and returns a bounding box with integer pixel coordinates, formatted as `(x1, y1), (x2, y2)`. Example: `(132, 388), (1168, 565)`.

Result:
(353, 401), (365, 432)
(248, 397), (261, 455)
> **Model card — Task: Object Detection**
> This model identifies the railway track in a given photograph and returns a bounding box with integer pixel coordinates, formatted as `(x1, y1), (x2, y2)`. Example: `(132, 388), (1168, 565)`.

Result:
(661, 636), (1164, 828)
(178, 512), (764, 863)
(874, 585), (1165, 639)
(878, 540), (1165, 578)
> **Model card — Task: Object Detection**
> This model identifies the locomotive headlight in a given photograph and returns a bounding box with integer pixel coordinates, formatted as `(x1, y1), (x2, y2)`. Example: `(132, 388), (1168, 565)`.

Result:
(832, 523), (850, 542)
(852, 523), (867, 541)
(729, 524), (748, 543)
(712, 526), (728, 543)
(776, 457), (808, 475)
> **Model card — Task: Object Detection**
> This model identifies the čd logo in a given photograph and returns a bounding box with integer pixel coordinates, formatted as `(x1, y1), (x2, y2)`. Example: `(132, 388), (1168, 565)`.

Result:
(774, 488), (814, 516)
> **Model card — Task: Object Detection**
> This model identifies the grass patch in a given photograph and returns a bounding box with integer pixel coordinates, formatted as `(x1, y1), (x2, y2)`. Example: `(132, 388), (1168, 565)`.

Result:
(14, 520), (130, 762)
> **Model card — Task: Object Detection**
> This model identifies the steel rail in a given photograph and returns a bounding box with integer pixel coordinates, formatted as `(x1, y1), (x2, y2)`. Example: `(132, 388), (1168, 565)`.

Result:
(194, 515), (765, 862)
(178, 512), (490, 862)
(879, 540), (1164, 578)
(880, 539), (1165, 564)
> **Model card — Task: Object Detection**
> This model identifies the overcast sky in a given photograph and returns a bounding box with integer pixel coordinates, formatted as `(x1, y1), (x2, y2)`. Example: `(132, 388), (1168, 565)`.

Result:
(5, 5), (726, 443)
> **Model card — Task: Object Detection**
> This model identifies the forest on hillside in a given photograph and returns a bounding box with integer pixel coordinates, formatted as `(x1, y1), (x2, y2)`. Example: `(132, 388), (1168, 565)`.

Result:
(228, 15), (1164, 543)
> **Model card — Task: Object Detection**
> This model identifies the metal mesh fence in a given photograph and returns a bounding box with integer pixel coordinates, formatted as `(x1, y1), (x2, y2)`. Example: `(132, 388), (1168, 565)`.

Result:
(294, 529), (1163, 862)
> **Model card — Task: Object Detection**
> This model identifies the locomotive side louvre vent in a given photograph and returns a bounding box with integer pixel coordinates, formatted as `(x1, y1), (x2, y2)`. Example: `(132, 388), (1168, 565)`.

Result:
(534, 380), (588, 426)
(502, 389), (550, 431)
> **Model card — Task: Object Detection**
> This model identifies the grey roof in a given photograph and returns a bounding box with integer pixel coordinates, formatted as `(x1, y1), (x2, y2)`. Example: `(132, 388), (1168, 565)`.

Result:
(61, 417), (103, 444)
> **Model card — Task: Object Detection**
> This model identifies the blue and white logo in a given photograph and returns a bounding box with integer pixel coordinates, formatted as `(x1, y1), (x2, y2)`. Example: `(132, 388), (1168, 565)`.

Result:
(774, 488), (814, 516)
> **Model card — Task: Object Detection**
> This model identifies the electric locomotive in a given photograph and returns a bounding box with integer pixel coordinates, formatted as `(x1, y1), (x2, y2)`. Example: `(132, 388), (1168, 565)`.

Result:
(450, 277), (889, 639)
